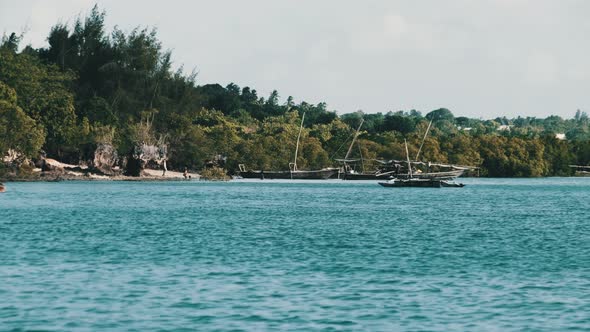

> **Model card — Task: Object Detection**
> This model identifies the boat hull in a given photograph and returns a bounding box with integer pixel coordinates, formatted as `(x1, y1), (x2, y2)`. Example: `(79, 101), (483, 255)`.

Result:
(379, 179), (443, 187)
(340, 169), (464, 180)
(378, 179), (465, 188)
(390, 170), (464, 180)
(239, 168), (339, 180)
(339, 172), (390, 180)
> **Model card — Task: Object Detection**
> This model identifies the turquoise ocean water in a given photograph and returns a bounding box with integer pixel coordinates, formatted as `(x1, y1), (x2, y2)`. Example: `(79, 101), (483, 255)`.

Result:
(1, 178), (589, 331)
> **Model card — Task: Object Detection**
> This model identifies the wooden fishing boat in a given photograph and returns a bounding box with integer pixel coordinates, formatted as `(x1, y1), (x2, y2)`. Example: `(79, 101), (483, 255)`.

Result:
(378, 178), (465, 188)
(379, 168), (465, 180)
(336, 119), (403, 180)
(238, 112), (339, 180)
(379, 178), (442, 187)
(378, 139), (465, 188)
(339, 168), (392, 180)
(570, 165), (590, 176)
(238, 167), (338, 180)
(0, 183), (5, 193)
(339, 117), (468, 181)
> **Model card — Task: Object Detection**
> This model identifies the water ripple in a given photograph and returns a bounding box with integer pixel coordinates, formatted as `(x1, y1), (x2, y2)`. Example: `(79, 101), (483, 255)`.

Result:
(0, 178), (589, 331)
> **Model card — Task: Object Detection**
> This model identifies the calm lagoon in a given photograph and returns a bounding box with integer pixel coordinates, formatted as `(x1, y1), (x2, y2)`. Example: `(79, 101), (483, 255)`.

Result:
(1, 178), (589, 331)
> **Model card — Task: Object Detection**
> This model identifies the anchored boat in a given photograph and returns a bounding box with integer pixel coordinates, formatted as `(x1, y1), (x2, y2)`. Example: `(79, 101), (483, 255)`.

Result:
(378, 139), (465, 188)
(238, 112), (338, 180)
(379, 178), (465, 188)
(377, 163), (466, 180)
(238, 165), (338, 180)
(339, 117), (470, 181)
(570, 165), (590, 176)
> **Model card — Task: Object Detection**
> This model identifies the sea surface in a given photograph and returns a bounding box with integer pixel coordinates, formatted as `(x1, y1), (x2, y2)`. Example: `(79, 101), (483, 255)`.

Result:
(0, 178), (589, 331)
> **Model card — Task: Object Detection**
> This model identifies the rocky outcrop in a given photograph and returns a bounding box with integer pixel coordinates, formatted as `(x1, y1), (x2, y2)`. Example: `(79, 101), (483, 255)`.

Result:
(2, 149), (23, 165)
(92, 143), (119, 175)
(124, 143), (167, 177)
(41, 158), (62, 172)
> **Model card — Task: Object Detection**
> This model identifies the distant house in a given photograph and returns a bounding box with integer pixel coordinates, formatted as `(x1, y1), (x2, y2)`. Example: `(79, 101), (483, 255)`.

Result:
(497, 125), (512, 132)
(555, 133), (566, 140)
(456, 126), (472, 131)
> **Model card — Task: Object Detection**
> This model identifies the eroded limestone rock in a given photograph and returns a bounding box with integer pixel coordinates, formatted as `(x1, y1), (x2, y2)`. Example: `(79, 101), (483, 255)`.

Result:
(124, 143), (167, 177)
(92, 143), (119, 175)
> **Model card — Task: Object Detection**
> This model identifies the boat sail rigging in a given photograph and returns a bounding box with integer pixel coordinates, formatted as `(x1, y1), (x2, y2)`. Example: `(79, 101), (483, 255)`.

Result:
(238, 112), (338, 180)
(338, 116), (468, 180)
(290, 112), (305, 172)
(378, 138), (465, 188)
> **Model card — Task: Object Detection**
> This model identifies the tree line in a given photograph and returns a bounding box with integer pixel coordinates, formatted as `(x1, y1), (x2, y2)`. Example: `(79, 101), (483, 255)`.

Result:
(1, 6), (590, 177)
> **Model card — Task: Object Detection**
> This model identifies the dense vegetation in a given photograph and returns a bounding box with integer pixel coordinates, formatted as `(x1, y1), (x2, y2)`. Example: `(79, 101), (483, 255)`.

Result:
(1, 6), (590, 177)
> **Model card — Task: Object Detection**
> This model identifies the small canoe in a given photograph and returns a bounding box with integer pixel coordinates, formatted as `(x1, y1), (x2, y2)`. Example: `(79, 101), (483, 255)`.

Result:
(239, 168), (339, 180)
(378, 178), (465, 188)
(379, 178), (443, 188)
(0, 183), (5, 193)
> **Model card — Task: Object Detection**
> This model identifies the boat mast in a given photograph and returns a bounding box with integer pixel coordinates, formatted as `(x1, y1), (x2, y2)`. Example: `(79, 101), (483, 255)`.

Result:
(345, 118), (364, 161)
(405, 139), (413, 178)
(415, 118), (433, 161)
(293, 112), (305, 172)
(358, 143), (365, 173)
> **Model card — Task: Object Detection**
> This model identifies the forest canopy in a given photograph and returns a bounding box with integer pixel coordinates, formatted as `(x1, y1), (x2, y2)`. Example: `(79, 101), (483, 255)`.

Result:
(1, 6), (590, 177)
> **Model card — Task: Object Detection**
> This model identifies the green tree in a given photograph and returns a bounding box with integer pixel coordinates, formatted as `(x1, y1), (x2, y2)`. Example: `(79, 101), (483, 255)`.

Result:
(0, 82), (45, 159)
(0, 46), (77, 159)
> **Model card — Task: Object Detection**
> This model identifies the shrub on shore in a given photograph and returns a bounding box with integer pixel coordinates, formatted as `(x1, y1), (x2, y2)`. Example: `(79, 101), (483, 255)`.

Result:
(200, 167), (229, 181)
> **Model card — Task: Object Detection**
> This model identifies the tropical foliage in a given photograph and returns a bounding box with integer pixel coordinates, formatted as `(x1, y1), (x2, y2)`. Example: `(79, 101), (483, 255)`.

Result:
(1, 6), (589, 177)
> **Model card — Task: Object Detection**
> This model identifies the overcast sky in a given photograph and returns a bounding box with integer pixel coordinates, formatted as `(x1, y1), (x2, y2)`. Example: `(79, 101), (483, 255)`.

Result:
(1, 0), (589, 118)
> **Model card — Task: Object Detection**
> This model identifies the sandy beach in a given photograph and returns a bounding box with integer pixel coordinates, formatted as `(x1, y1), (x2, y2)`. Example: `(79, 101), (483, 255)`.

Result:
(2, 158), (201, 182)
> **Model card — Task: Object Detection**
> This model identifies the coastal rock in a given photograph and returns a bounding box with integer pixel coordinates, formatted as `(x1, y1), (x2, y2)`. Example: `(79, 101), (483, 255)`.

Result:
(124, 143), (167, 177)
(41, 158), (64, 172)
(33, 152), (46, 168)
(92, 143), (119, 175)
(2, 149), (23, 165)
(39, 158), (66, 181)
(1, 150), (36, 171)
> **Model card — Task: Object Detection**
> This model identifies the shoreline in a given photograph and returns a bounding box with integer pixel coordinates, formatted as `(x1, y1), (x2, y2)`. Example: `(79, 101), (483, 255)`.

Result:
(1, 175), (588, 183)
(0, 174), (198, 182)
(2, 159), (586, 183)
(0, 158), (204, 182)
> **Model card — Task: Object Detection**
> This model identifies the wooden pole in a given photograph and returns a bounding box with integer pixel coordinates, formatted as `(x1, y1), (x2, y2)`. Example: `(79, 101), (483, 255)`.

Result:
(345, 119), (364, 160)
(293, 112), (305, 172)
(415, 118), (433, 161)
(405, 139), (412, 178)
(358, 142), (365, 173)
